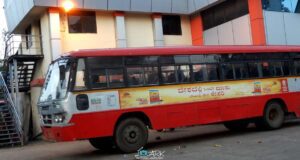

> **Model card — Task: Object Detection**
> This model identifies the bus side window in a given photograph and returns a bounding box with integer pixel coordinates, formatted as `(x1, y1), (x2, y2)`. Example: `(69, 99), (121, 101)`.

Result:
(107, 68), (125, 88)
(127, 67), (144, 86)
(207, 64), (219, 81)
(161, 66), (176, 84)
(233, 63), (249, 79)
(269, 62), (284, 77)
(282, 61), (290, 76)
(248, 62), (260, 78)
(221, 64), (234, 80)
(262, 62), (271, 77)
(75, 59), (87, 90)
(91, 69), (107, 89)
(144, 67), (159, 85)
(176, 65), (190, 83)
(294, 61), (300, 75)
(192, 64), (207, 82)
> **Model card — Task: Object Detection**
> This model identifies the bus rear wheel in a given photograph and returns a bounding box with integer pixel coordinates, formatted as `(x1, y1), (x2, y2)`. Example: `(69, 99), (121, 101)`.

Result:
(255, 101), (285, 130)
(89, 137), (115, 151)
(114, 118), (148, 153)
(223, 120), (249, 131)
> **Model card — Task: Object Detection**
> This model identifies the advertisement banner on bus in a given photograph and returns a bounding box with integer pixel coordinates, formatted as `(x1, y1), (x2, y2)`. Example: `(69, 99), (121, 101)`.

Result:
(119, 78), (292, 109)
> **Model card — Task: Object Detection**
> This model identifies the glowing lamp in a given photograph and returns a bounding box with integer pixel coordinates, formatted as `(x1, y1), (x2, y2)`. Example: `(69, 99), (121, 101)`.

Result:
(62, 0), (74, 12)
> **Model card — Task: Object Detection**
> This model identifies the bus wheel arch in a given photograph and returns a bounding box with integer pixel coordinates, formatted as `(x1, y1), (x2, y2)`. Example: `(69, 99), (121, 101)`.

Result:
(265, 98), (288, 114)
(255, 98), (287, 130)
(115, 111), (153, 129)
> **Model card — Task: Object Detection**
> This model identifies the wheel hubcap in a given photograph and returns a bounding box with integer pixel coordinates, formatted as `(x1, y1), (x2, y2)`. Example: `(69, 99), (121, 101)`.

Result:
(269, 108), (278, 121)
(124, 125), (140, 144)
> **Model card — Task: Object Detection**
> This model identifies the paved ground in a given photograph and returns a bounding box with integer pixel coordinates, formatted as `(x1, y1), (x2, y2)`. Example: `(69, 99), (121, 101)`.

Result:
(1, 120), (300, 160)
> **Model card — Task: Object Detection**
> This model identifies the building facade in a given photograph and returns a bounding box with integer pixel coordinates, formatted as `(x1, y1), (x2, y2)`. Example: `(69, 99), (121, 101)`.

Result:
(3, 0), (300, 138)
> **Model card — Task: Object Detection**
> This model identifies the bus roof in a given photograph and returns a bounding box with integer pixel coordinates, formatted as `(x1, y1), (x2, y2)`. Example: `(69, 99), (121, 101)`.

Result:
(66, 45), (300, 58)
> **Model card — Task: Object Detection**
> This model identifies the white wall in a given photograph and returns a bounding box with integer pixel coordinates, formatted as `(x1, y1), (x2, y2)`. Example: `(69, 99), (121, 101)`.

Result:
(204, 15), (252, 45)
(29, 11), (53, 137)
(61, 12), (116, 53)
(125, 14), (154, 47)
(264, 11), (300, 45)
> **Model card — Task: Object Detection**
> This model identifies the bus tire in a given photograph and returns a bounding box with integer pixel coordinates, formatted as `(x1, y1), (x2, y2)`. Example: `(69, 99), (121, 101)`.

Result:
(114, 118), (148, 153)
(89, 137), (115, 151)
(255, 101), (285, 130)
(223, 120), (249, 132)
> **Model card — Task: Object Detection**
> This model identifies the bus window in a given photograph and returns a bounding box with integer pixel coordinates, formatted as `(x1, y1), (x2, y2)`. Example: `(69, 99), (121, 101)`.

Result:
(127, 67), (144, 86)
(294, 61), (300, 75)
(91, 69), (107, 88)
(248, 62), (260, 78)
(174, 55), (190, 64)
(190, 55), (220, 63)
(161, 66), (176, 84)
(207, 64), (219, 81)
(282, 61), (290, 76)
(176, 65), (190, 83)
(262, 62), (271, 77)
(193, 64), (207, 82)
(88, 57), (123, 67)
(107, 68), (124, 88)
(160, 56), (175, 64)
(269, 62), (284, 77)
(144, 67), (159, 85)
(75, 59), (87, 90)
(233, 63), (249, 79)
(221, 64), (234, 80)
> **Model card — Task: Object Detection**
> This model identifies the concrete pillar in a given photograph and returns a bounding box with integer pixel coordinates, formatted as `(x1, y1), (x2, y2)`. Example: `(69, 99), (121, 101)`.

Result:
(48, 8), (62, 60)
(152, 13), (164, 46)
(114, 12), (127, 48)
(190, 14), (204, 46)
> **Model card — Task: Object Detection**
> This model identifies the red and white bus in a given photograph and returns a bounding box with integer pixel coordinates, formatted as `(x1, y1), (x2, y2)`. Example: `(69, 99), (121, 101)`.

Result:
(38, 46), (300, 153)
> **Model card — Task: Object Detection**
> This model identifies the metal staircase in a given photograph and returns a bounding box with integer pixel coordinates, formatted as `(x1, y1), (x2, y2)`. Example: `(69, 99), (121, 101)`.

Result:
(0, 73), (23, 147)
(6, 58), (40, 92)
(0, 34), (44, 147)
(5, 34), (44, 92)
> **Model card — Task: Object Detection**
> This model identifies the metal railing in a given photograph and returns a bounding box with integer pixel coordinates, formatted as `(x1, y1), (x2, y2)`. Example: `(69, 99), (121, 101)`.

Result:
(5, 34), (43, 59)
(0, 72), (23, 144)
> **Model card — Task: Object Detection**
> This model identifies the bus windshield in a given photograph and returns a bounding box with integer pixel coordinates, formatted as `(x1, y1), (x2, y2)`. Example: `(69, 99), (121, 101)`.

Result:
(39, 58), (71, 102)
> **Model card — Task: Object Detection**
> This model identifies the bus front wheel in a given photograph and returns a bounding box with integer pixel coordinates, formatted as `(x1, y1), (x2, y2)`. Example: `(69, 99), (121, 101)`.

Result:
(89, 137), (115, 151)
(114, 118), (148, 153)
(255, 101), (285, 130)
(223, 120), (249, 132)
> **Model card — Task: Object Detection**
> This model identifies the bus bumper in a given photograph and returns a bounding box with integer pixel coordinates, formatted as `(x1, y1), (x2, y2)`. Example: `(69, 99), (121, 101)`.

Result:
(42, 126), (77, 142)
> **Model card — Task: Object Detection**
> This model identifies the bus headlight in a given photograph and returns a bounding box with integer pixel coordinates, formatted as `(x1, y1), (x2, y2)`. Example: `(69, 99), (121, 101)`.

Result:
(54, 114), (65, 123)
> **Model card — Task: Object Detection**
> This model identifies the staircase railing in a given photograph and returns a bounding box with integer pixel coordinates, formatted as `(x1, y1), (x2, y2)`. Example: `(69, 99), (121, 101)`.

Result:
(0, 72), (23, 144)
(4, 34), (43, 59)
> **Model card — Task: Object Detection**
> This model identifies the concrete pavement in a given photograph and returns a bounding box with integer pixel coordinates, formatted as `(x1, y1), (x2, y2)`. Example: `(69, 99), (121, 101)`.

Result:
(0, 120), (299, 160)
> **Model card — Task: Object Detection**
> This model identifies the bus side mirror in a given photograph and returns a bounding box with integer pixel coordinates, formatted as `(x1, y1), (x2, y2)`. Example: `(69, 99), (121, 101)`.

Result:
(76, 94), (89, 111)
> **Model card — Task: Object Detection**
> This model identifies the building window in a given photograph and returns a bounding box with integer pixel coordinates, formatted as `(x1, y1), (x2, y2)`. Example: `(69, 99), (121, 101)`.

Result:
(162, 15), (182, 35)
(202, 0), (249, 30)
(262, 0), (300, 13)
(68, 11), (97, 33)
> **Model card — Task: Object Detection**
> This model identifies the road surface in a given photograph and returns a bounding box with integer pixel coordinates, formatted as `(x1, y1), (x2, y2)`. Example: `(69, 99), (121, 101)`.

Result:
(0, 120), (300, 160)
